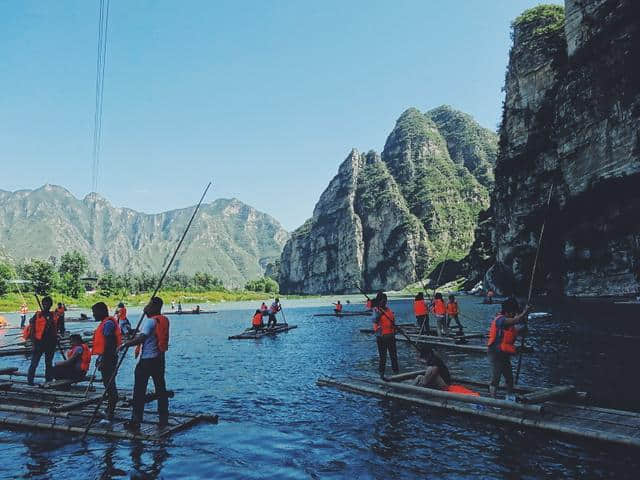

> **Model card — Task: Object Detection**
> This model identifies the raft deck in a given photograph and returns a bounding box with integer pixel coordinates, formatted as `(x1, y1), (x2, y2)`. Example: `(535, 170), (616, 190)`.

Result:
(318, 371), (640, 449)
(0, 369), (218, 442)
(228, 323), (298, 339)
(314, 311), (372, 317)
(164, 310), (218, 316)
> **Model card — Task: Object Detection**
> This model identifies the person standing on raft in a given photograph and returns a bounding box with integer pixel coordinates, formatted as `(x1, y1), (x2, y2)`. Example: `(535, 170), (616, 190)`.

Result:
(121, 296), (170, 429)
(430, 293), (447, 336)
(373, 292), (399, 379)
(55, 302), (66, 334)
(19, 303), (29, 329)
(487, 298), (529, 400)
(413, 292), (429, 333)
(116, 302), (132, 336)
(446, 295), (463, 333)
(267, 298), (281, 328)
(24, 296), (59, 385)
(92, 302), (122, 422)
(52, 334), (91, 381)
(333, 300), (343, 314)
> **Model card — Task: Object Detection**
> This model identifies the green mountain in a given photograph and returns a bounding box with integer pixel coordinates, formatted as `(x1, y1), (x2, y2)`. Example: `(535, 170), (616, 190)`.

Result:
(0, 184), (288, 287)
(280, 106), (497, 294)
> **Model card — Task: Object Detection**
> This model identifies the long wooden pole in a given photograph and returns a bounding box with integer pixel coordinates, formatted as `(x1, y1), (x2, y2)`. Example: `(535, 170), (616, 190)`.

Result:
(82, 182), (212, 438)
(515, 184), (554, 384)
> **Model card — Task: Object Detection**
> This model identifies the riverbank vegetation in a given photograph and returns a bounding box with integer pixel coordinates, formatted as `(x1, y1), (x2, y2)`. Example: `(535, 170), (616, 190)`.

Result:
(0, 250), (281, 312)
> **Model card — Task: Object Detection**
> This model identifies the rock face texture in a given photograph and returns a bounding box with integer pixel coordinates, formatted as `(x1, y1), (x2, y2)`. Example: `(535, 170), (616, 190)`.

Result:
(0, 185), (288, 287)
(483, 1), (640, 296)
(280, 107), (497, 294)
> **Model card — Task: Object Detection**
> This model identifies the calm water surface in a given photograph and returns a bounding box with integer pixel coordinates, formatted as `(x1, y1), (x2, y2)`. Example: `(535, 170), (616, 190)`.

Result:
(0, 296), (638, 479)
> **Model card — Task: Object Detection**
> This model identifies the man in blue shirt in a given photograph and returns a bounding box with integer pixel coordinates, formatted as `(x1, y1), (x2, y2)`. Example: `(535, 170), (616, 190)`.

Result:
(122, 296), (170, 430)
(92, 302), (120, 421)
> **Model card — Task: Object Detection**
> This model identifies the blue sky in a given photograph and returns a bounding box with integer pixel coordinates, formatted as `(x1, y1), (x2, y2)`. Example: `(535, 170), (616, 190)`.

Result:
(1, 1), (561, 230)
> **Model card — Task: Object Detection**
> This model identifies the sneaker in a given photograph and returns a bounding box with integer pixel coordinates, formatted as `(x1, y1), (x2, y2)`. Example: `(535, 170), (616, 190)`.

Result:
(98, 419), (112, 427)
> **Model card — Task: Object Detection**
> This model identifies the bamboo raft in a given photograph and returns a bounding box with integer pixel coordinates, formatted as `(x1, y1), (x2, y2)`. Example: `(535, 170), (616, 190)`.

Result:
(164, 310), (218, 316)
(314, 311), (372, 317)
(228, 323), (298, 339)
(0, 334), (95, 357)
(0, 368), (218, 441)
(317, 371), (640, 448)
(359, 325), (488, 354)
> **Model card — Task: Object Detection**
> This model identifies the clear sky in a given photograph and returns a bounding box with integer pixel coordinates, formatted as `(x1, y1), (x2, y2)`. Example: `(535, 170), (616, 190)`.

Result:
(1, 1), (561, 231)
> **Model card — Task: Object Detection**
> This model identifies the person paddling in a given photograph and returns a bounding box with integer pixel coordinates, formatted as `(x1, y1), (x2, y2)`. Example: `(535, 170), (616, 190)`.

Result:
(446, 295), (463, 333)
(56, 302), (66, 334)
(121, 296), (170, 430)
(267, 298), (281, 329)
(430, 293), (447, 336)
(487, 298), (529, 400)
(52, 334), (91, 381)
(413, 292), (429, 334)
(91, 302), (122, 422)
(373, 292), (399, 379)
(333, 300), (343, 314)
(24, 296), (59, 385)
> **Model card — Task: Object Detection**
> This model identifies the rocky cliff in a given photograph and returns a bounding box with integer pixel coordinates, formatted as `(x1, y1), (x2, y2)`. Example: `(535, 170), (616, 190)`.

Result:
(280, 107), (497, 294)
(0, 185), (289, 287)
(482, 1), (640, 297)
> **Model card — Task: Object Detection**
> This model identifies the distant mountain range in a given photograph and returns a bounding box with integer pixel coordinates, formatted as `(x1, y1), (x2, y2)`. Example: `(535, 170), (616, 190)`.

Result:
(0, 185), (289, 287)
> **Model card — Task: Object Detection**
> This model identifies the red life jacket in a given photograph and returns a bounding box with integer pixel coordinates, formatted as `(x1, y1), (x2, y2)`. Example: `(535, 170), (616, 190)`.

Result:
(431, 299), (446, 316)
(373, 307), (395, 335)
(487, 314), (517, 354)
(413, 300), (427, 316)
(446, 384), (479, 396)
(252, 312), (263, 326)
(118, 307), (127, 320)
(335, 303), (343, 312)
(23, 311), (57, 341)
(67, 344), (91, 373)
(366, 300), (372, 310)
(56, 306), (65, 316)
(92, 316), (122, 355)
(446, 301), (458, 315)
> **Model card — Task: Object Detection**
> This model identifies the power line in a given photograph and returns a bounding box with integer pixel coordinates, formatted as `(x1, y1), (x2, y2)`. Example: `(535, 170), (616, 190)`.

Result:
(91, 0), (111, 193)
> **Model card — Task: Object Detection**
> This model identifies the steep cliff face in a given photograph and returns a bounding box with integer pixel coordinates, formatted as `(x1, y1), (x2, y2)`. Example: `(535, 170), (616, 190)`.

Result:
(0, 185), (289, 286)
(485, 1), (640, 296)
(280, 107), (497, 294)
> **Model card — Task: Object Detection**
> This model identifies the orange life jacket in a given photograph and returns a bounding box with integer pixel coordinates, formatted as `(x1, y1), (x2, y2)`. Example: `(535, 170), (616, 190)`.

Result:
(335, 303), (343, 312)
(431, 299), (446, 316)
(446, 384), (479, 396)
(413, 299), (427, 316)
(366, 300), (372, 310)
(92, 316), (122, 355)
(373, 307), (396, 335)
(56, 306), (65, 317)
(487, 314), (518, 354)
(446, 301), (458, 315)
(67, 344), (91, 373)
(134, 315), (169, 357)
(23, 311), (57, 341)
(118, 307), (127, 320)
(252, 312), (263, 326)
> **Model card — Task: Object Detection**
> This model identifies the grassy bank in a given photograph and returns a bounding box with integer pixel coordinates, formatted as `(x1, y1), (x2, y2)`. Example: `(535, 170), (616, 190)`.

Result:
(0, 290), (286, 313)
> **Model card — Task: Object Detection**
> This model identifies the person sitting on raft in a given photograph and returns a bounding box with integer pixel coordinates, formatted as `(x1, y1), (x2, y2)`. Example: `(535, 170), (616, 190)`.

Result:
(52, 334), (91, 381)
(267, 298), (281, 328)
(413, 292), (429, 333)
(414, 345), (450, 388)
(373, 292), (399, 379)
(430, 293), (447, 336)
(251, 309), (264, 331)
(446, 294), (463, 333)
(333, 300), (343, 314)
(487, 298), (529, 400)
(485, 289), (495, 304)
